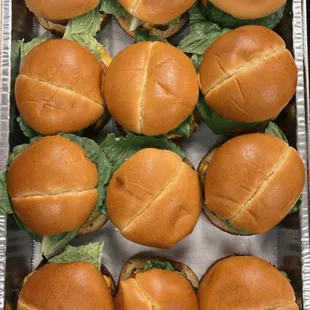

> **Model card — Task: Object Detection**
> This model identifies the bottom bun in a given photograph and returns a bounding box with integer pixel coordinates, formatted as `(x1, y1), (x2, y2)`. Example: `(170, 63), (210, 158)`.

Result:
(119, 255), (199, 290)
(78, 211), (109, 236)
(203, 205), (252, 236)
(115, 14), (189, 39)
(38, 13), (110, 34)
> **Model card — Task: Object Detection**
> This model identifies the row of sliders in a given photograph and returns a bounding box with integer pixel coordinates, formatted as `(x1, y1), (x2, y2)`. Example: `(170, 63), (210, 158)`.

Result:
(17, 242), (299, 310)
(0, 126), (304, 255)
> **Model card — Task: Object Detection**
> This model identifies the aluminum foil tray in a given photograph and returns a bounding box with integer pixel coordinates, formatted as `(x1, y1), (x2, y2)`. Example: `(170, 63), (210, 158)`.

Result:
(0, 0), (309, 308)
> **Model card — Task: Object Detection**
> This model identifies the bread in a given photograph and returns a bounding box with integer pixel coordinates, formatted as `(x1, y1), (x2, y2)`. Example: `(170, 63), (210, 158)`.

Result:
(115, 13), (188, 39)
(118, 0), (195, 24)
(104, 41), (199, 136)
(15, 39), (105, 135)
(118, 269), (199, 310)
(7, 136), (99, 236)
(17, 262), (114, 310)
(208, 0), (286, 20)
(37, 13), (110, 34)
(106, 148), (202, 248)
(119, 256), (199, 290)
(25, 0), (99, 20)
(204, 133), (305, 234)
(199, 26), (297, 123)
(198, 256), (298, 310)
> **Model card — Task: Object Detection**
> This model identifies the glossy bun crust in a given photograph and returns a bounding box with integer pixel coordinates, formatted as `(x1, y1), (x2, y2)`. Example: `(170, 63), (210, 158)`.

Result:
(199, 26), (297, 123)
(204, 134), (305, 234)
(25, 0), (99, 20)
(118, 0), (195, 24)
(208, 0), (286, 20)
(18, 262), (114, 310)
(107, 148), (202, 248)
(119, 269), (199, 310)
(15, 39), (105, 135)
(7, 136), (99, 236)
(198, 256), (298, 310)
(104, 41), (199, 136)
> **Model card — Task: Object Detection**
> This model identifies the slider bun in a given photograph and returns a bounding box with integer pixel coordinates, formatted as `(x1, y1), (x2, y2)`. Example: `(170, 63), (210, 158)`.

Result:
(7, 136), (99, 236)
(204, 133), (305, 234)
(107, 148), (202, 248)
(119, 269), (198, 310)
(208, 0), (286, 20)
(119, 256), (199, 290)
(118, 0), (195, 24)
(199, 26), (297, 123)
(198, 256), (298, 310)
(15, 39), (105, 135)
(25, 0), (99, 20)
(104, 41), (199, 136)
(18, 262), (114, 310)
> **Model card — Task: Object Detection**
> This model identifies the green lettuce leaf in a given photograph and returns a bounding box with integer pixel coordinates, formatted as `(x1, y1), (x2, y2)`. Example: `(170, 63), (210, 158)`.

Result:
(197, 96), (264, 135)
(101, 133), (186, 172)
(17, 116), (41, 139)
(264, 121), (289, 143)
(134, 28), (167, 43)
(101, 0), (130, 17)
(204, 2), (285, 29)
(41, 229), (79, 258)
(65, 0), (106, 37)
(63, 32), (106, 61)
(14, 214), (42, 242)
(59, 133), (112, 215)
(289, 196), (302, 214)
(169, 16), (181, 26)
(20, 32), (53, 62)
(0, 172), (13, 214)
(170, 116), (192, 139)
(191, 54), (203, 72)
(178, 3), (229, 69)
(143, 260), (175, 272)
(49, 242), (104, 269)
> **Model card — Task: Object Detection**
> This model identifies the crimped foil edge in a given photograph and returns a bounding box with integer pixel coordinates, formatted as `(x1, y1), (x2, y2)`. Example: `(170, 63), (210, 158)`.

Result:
(0, 0), (12, 308)
(293, 0), (310, 308)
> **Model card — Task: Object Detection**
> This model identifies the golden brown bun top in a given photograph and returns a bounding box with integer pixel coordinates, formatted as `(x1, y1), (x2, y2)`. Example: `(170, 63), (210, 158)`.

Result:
(18, 262), (114, 310)
(119, 0), (195, 24)
(25, 0), (99, 20)
(120, 269), (199, 310)
(199, 26), (297, 123)
(204, 133), (305, 234)
(107, 148), (202, 248)
(104, 41), (199, 136)
(208, 0), (286, 20)
(7, 135), (98, 198)
(198, 256), (298, 310)
(19, 39), (104, 105)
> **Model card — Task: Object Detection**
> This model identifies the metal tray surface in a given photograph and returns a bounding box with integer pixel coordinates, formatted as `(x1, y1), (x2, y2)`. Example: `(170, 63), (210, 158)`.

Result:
(0, 0), (309, 308)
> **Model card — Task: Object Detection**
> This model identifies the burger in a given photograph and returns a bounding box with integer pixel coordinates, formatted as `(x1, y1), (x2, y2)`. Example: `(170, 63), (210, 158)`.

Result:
(24, 0), (109, 34)
(17, 242), (115, 310)
(198, 132), (305, 235)
(198, 25), (297, 136)
(102, 133), (202, 248)
(15, 39), (109, 138)
(198, 256), (298, 310)
(104, 41), (199, 138)
(114, 256), (199, 309)
(0, 134), (112, 256)
(200, 0), (286, 29)
(102, 0), (196, 38)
